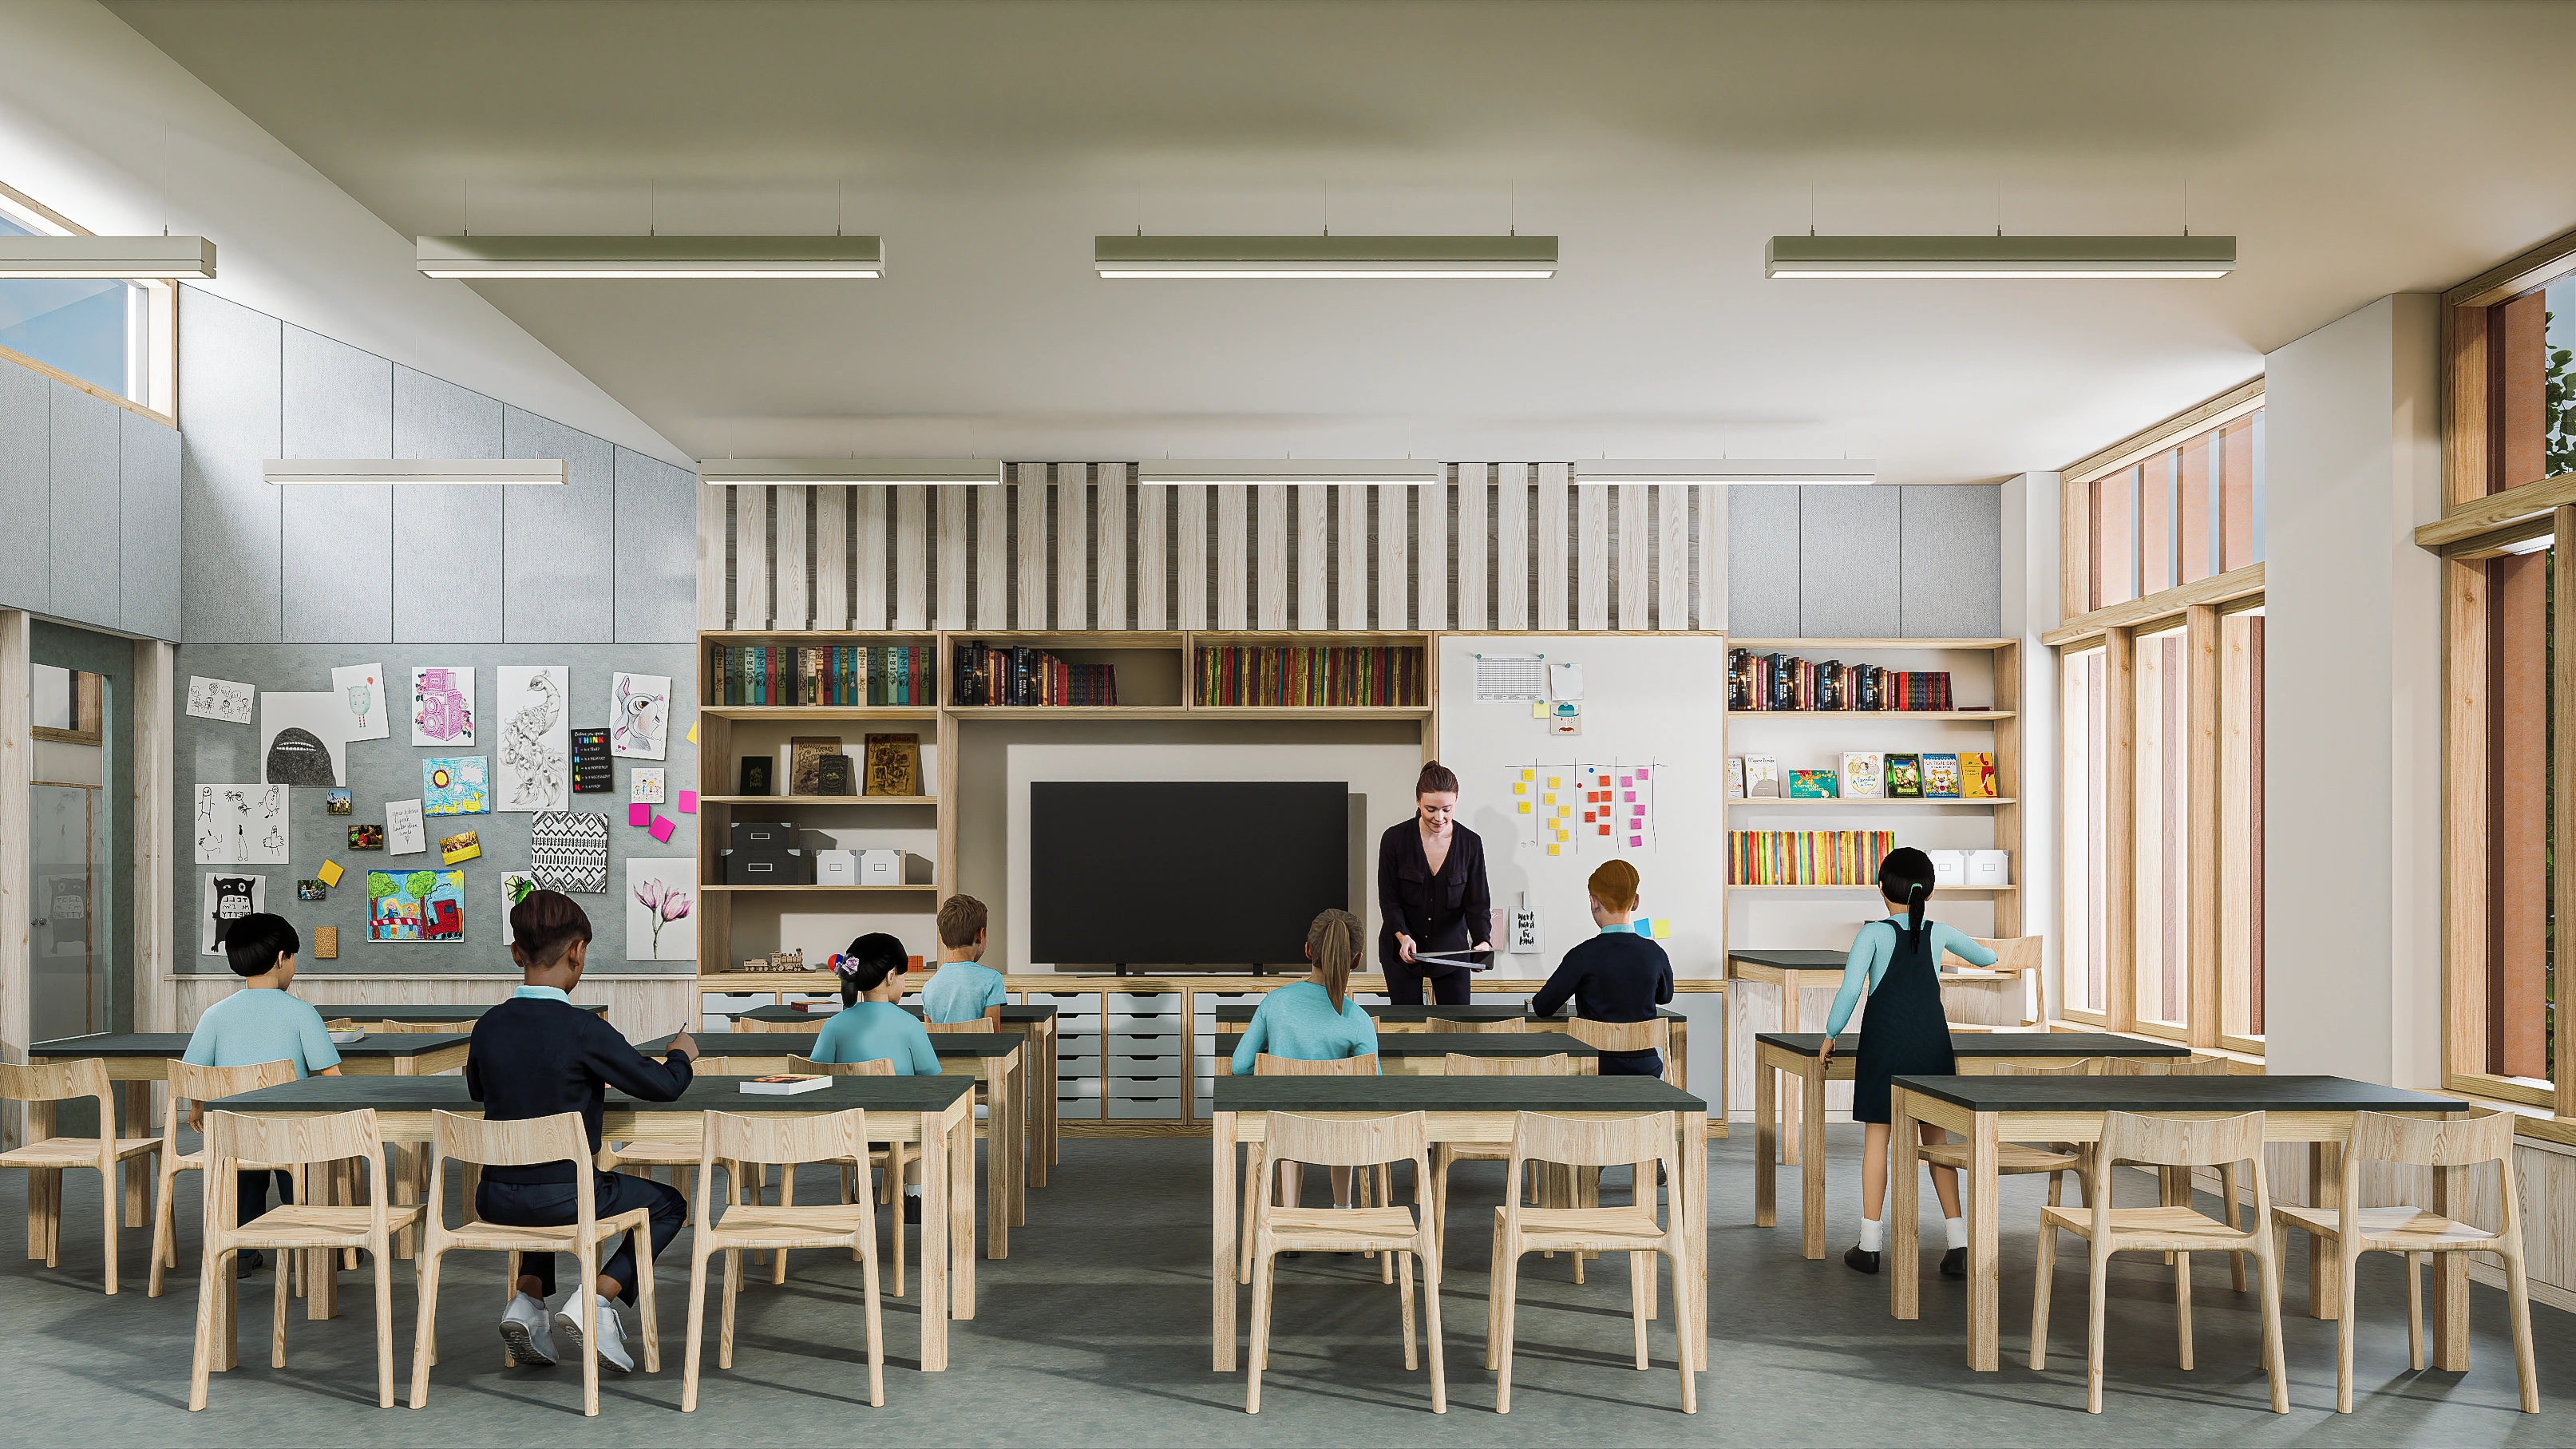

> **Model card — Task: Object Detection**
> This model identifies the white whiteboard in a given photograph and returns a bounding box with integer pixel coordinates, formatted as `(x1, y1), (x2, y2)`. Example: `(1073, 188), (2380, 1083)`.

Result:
(1434, 634), (1729, 983)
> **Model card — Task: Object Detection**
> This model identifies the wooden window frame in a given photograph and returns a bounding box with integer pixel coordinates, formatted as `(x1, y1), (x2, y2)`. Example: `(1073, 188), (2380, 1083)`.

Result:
(0, 178), (178, 426)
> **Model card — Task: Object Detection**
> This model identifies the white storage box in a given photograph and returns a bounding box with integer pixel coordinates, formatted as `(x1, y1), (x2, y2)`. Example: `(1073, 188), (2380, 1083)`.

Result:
(1966, 849), (2011, 887)
(815, 849), (857, 886)
(1927, 849), (1968, 886)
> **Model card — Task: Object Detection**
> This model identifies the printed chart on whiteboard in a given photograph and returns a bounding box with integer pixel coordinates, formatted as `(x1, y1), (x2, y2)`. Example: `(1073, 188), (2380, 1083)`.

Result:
(1502, 759), (1659, 857)
(1472, 654), (1547, 703)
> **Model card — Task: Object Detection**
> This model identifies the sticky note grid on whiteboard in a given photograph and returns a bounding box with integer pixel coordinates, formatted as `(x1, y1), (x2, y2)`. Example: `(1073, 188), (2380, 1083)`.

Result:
(1502, 758), (1659, 858)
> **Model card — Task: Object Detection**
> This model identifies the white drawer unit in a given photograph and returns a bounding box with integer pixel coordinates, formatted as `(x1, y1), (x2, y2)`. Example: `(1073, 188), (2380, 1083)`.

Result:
(1055, 1039), (1104, 1065)
(1056, 1075), (1105, 1100)
(1190, 991), (1259, 1017)
(1111, 992), (1181, 1012)
(1108, 1095), (1181, 1120)
(1108, 1054), (1178, 1080)
(1109, 1030), (1180, 1052)
(1027, 991), (1103, 1026)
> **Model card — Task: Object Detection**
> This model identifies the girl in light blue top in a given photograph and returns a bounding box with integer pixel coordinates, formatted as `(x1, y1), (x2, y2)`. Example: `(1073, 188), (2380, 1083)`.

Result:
(1229, 909), (1379, 1075)
(811, 932), (942, 1077)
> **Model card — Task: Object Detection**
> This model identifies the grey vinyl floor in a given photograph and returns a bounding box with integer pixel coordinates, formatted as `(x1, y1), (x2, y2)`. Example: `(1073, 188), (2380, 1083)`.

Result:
(0, 1126), (2564, 1446)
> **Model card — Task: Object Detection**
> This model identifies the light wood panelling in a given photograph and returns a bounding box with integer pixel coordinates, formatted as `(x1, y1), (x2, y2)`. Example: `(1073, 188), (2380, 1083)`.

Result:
(1698, 484), (1723, 629)
(2042, 562), (2264, 647)
(1457, 465), (1489, 631)
(895, 485), (928, 629)
(1217, 483), (1248, 629)
(853, 485), (888, 630)
(814, 485), (850, 630)
(696, 481), (728, 629)
(1497, 464), (1529, 630)
(1578, 481), (1610, 630)
(2102, 628), (2138, 1031)
(1256, 484), (1288, 628)
(1135, 483), (1166, 629)
(2558, 508), (2576, 1118)
(772, 483), (809, 629)
(1658, 483), (1688, 631)
(734, 485), (770, 630)
(1297, 483), (1328, 629)
(2444, 223), (2576, 308)
(976, 486), (1007, 630)
(937, 486), (969, 628)
(1338, 485), (1367, 629)
(1057, 469), (1089, 630)
(1376, 484), (1410, 629)
(2444, 303), (2491, 510)
(1014, 465), (1048, 628)
(1419, 481), (1450, 628)
(1177, 484), (1209, 629)
(133, 639), (177, 1032)
(1, 608), (29, 1144)
(2185, 605), (2222, 1049)
(1537, 462), (1569, 629)
(1095, 465), (1129, 630)
(2443, 556), (2490, 1093)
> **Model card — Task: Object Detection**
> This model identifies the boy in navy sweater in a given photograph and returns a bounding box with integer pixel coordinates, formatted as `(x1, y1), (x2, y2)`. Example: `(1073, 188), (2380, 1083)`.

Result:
(1529, 860), (1675, 1077)
(466, 890), (698, 1373)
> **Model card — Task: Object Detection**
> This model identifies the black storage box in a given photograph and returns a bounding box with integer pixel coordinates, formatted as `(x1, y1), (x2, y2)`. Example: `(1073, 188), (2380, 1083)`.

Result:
(721, 849), (810, 885)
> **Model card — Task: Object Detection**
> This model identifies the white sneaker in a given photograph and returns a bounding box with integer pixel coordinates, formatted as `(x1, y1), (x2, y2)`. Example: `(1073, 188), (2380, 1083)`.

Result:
(554, 1295), (634, 1375)
(498, 1292), (557, 1367)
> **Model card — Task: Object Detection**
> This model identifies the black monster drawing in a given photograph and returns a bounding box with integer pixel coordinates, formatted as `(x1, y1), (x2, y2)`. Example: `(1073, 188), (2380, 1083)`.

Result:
(264, 726), (335, 786)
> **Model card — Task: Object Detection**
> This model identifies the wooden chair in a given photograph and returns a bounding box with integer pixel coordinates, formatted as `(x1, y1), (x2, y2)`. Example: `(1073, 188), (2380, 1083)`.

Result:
(1486, 1111), (1696, 1414)
(681, 1108), (885, 1411)
(2029, 1110), (2286, 1415)
(1428, 1054), (1572, 1249)
(1244, 1111), (1444, 1415)
(150, 1059), (300, 1297)
(1238, 1052), (1388, 1285)
(777, 1056), (908, 1294)
(2103, 1055), (2247, 1289)
(729, 1015), (809, 1035)
(921, 1019), (986, 1033)
(2271, 1109), (2537, 1413)
(1561, 1017), (1675, 1085)
(363, 1020), (452, 1035)
(1426, 1017), (1525, 1034)
(188, 1107), (420, 1411)
(406, 1110), (661, 1415)
(0, 1059), (161, 1294)
(1917, 1059), (2092, 1212)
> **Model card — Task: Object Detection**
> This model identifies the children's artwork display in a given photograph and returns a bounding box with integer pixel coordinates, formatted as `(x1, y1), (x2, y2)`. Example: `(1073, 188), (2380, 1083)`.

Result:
(385, 798), (426, 855)
(531, 810), (611, 893)
(348, 824), (384, 849)
(368, 869), (465, 942)
(332, 663), (390, 742)
(438, 829), (483, 865)
(296, 879), (327, 902)
(194, 783), (290, 864)
(185, 676), (254, 724)
(324, 790), (351, 814)
(423, 756), (490, 816)
(609, 672), (671, 760)
(571, 727), (613, 792)
(259, 691), (350, 786)
(631, 768), (667, 805)
(200, 873), (264, 956)
(626, 857), (696, 961)
(496, 665), (570, 811)
(412, 666), (476, 746)
(501, 872), (536, 943)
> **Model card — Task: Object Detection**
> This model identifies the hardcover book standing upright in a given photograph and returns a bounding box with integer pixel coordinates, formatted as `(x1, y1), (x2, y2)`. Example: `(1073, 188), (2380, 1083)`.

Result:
(1920, 753), (1961, 798)
(1960, 751), (1996, 798)
(1883, 753), (1923, 798)
(1840, 751), (1884, 799)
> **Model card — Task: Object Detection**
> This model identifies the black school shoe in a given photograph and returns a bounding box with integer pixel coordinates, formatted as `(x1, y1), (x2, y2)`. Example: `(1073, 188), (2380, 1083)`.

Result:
(235, 1249), (267, 1278)
(904, 1195), (923, 1224)
(1940, 1247), (1967, 1277)
(1844, 1245), (1880, 1274)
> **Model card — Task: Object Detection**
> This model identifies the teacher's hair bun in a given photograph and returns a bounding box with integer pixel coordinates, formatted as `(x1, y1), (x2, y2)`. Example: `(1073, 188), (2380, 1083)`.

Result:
(1415, 759), (1460, 797)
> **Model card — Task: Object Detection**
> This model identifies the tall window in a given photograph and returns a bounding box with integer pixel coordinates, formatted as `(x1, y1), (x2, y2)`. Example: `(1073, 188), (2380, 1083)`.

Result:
(2061, 647), (2110, 1018)
(2219, 607), (2265, 1042)
(2487, 545), (2552, 1084)
(2075, 407), (2264, 612)
(2133, 625), (2190, 1033)
(0, 185), (173, 414)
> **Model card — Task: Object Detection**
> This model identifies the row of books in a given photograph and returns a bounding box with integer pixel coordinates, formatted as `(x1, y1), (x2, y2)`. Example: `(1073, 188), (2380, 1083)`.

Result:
(950, 642), (1119, 707)
(1731, 751), (1998, 799)
(1727, 830), (1900, 885)
(1728, 650), (1962, 711)
(1192, 646), (1428, 707)
(713, 645), (932, 707)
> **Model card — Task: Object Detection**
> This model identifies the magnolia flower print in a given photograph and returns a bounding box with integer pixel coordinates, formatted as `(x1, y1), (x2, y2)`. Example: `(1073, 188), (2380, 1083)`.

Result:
(635, 877), (693, 959)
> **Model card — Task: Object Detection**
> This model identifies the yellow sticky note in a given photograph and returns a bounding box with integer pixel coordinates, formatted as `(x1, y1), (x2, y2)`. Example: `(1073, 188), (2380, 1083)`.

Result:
(1512, 782), (1525, 795)
(1517, 802), (1531, 814)
(1546, 844), (1561, 856)
(1548, 774), (1561, 786)
(1559, 806), (1572, 818)
(1520, 768), (1534, 780)
(687, 721), (699, 744)
(316, 860), (343, 888)
(1531, 701), (1548, 719)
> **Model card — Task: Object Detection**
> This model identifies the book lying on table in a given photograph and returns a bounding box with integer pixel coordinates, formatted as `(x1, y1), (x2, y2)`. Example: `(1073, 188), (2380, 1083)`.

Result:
(740, 1075), (833, 1095)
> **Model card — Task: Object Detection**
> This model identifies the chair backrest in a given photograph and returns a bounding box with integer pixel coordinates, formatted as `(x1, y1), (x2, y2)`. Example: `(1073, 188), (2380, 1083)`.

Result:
(923, 1020), (984, 1035)
(1264, 1110), (1426, 1169)
(1255, 1051), (1378, 1076)
(2349, 1107), (2516, 1170)
(0, 1056), (110, 1107)
(2099, 1109), (2263, 1170)
(1561, 1016), (1668, 1055)
(430, 1109), (588, 1169)
(1969, 936), (2044, 972)
(2166, 1054), (2233, 1076)
(1507, 1111), (1680, 1171)
(165, 1059), (299, 1136)
(204, 1108), (387, 1233)
(2100, 1055), (2168, 1076)
(1427, 1016), (1525, 1034)
(702, 1107), (867, 1170)
(789, 1055), (896, 1076)
(324, 1019), (360, 1033)
(1444, 1052), (1573, 1077)
(1994, 1058), (2095, 1076)
(731, 1015), (805, 1035)
(369, 1020), (449, 1035)
(696, 1055), (797, 1075)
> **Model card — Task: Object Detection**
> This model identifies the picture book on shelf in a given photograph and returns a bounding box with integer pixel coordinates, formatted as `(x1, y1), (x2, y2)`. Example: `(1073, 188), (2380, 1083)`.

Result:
(1727, 757), (1745, 799)
(1788, 769), (1838, 798)
(1883, 753), (1923, 798)
(1840, 751), (1883, 799)
(1920, 753), (1961, 798)
(1961, 751), (1996, 798)
(1745, 755), (1781, 797)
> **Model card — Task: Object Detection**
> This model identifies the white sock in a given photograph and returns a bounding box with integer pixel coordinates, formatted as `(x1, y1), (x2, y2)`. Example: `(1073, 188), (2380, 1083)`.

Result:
(904, 1184), (923, 1197)
(1944, 1216), (1968, 1250)
(1858, 1216), (1886, 1252)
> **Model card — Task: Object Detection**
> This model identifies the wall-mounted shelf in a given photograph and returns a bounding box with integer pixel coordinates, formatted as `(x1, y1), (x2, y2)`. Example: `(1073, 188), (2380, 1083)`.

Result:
(1728, 637), (2013, 651)
(700, 884), (941, 894)
(1728, 883), (2019, 893)
(702, 706), (940, 722)
(1725, 710), (2012, 721)
(1727, 797), (2018, 807)
(698, 794), (936, 806)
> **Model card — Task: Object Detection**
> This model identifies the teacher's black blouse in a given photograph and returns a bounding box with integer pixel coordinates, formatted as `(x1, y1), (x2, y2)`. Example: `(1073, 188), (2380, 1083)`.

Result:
(1375, 819), (1493, 976)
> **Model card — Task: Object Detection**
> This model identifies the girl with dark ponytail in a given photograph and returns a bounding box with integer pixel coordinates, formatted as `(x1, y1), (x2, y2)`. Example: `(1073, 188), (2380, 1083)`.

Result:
(1818, 847), (1998, 1277)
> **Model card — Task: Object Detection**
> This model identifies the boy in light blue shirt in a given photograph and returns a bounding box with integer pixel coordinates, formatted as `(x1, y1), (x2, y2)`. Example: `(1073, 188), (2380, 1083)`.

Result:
(919, 894), (1007, 1026)
(181, 913), (341, 1275)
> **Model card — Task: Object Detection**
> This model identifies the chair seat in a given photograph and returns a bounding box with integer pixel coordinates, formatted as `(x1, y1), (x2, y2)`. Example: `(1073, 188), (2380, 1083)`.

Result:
(233, 1204), (424, 1249)
(2273, 1204), (2503, 1253)
(1496, 1204), (1666, 1251)
(1921, 1141), (2079, 1173)
(1262, 1206), (1423, 1251)
(0, 1135), (159, 1168)
(703, 1206), (877, 1248)
(2040, 1203), (2256, 1252)
(605, 1140), (707, 1164)
(1435, 1142), (1514, 1162)
(433, 1208), (652, 1253)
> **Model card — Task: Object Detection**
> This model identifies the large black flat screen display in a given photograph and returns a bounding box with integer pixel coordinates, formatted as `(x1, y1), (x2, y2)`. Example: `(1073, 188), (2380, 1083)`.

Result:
(1029, 781), (1347, 966)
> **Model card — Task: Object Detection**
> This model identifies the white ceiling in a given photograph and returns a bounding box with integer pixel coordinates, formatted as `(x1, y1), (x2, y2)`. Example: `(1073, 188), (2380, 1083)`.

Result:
(97, 0), (2576, 482)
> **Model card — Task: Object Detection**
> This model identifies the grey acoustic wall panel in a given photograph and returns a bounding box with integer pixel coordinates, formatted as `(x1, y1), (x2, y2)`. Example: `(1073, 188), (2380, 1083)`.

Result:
(281, 326), (395, 642)
(48, 382), (122, 630)
(1898, 485), (2002, 637)
(1726, 485), (1801, 638)
(501, 406), (615, 642)
(1798, 485), (1900, 638)
(390, 365), (504, 643)
(615, 447), (697, 642)
(178, 287), (283, 642)
(120, 408), (183, 640)
(0, 362), (46, 612)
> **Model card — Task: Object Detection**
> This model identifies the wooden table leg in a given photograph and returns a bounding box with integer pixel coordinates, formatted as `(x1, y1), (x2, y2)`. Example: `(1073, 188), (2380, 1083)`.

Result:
(2430, 1127), (2471, 1371)
(1213, 1111), (1239, 1372)
(918, 1111), (950, 1371)
(1039, 1023), (1058, 1179)
(1684, 1109), (1709, 1369)
(389, 1056), (418, 1260)
(1778, 984), (1802, 1167)
(1800, 1059), (1828, 1261)
(951, 1108), (976, 1318)
(2308, 1142), (2341, 1320)
(122, 1081), (152, 1228)
(26, 1098), (55, 1260)
(1754, 1051), (1777, 1228)
(1967, 1112), (2000, 1372)
(1890, 1087), (1921, 1321)
(1009, 1051), (1027, 1228)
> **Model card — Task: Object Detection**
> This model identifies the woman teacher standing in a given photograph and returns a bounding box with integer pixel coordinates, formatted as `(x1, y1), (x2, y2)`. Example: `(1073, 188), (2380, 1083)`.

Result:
(1377, 761), (1494, 1007)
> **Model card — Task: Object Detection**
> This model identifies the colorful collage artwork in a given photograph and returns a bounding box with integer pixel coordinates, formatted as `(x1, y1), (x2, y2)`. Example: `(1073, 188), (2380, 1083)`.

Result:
(366, 869), (465, 943)
(423, 756), (490, 816)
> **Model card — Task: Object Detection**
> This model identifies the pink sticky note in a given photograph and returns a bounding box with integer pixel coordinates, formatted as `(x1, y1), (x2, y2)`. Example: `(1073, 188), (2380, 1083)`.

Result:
(677, 790), (698, 814)
(1622, 790), (1636, 802)
(1629, 834), (1644, 848)
(649, 814), (675, 843)
(627, 803), (651, 828)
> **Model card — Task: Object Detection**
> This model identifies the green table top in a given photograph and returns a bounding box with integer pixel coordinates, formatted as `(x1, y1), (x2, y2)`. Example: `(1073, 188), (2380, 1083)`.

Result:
(33, 1031), (469, 1059)
(209, 1072), (975, 1115)
(1727, 949), (1851, 971)
(1889, 1074), (2469, 1115)
(307, 1003), (606, 1022)
(648, 1031), (1018, 1060)
(1209, 1003), (1685, 1026)
(1759, 1031), (2190, 1059)
(1211, 1074), (1703, 1114)
(738, 1004), (1056, 1025)
(1213, 1031), (1601, 1060)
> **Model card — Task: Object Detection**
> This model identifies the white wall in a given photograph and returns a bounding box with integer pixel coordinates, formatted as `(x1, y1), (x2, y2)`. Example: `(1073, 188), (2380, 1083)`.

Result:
(2002, 471), (2063, 1019)
(2261, 292), (2443, 1085)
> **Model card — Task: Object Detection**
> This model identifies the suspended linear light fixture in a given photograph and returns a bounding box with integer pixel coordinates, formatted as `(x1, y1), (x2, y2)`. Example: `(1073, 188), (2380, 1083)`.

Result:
(1097, 235), (1556, 279)
(1765, 235), (2234, 279)
(265, 458), (567, 485)
(0, 235), (216, 279)
(1573, 459), (1878, 485)
(1135, 459), (1446, 485)
(695, 457), (1003, 485)
(416, 234), (884, 279)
